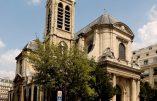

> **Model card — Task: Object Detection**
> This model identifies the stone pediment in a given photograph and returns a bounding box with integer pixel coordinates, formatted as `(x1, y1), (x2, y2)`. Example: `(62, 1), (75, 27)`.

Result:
(114, 22), (134, 39)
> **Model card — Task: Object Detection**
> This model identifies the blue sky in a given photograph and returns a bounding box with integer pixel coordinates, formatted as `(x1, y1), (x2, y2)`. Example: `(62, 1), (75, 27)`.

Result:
(0, 0), (157, 79)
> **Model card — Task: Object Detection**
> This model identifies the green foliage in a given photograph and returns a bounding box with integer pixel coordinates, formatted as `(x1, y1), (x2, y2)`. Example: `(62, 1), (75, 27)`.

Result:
(94, 65), (116, 101)
(26, 38), (115, 101)
(140, 81), (157, 101)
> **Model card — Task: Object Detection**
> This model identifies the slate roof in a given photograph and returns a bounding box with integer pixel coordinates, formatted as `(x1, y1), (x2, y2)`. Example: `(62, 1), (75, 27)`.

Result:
(16, 40), (38, 60)
(75, 14), (122, 38)
(23, 40), (38, 51)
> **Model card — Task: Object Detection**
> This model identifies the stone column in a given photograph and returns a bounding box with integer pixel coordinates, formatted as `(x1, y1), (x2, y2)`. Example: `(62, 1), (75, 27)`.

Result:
(137, 80), (140, 101)
(131, 79), (136, 101)
(31, 85), (34, 101)
(78, 36), (84, 51)
(20, 86), (24, 101)
(71, 0), (75, 37)
(40, 89), (44, 101)
(149, 68), (154, 87)
(37, 86), (39, 101)
(123, 91), (126, 101)
(112, 74), (116, 101)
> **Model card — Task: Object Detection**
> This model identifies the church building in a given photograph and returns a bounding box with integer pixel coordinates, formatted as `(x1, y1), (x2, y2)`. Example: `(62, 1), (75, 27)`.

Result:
(9, 0), (141, 101)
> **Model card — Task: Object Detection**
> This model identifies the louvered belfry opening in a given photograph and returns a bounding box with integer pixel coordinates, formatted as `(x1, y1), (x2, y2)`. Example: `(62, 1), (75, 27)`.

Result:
(57, 3), (63, 29)
(47, 8), (51, 34)
(119, 43), (126, 60)
(65, 5), (70, 31)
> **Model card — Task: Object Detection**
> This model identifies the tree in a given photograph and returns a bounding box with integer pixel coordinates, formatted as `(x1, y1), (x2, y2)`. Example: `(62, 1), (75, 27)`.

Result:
(140, 81), (157, 101)
(26, 39), (97, 101)
(94, 65), (115, 101)
(26, 38), (115, 101)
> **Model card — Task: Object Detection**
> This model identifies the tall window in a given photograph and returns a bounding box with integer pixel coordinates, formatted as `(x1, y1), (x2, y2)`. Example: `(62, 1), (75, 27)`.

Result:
(154, 68), (157, 75)
(154, 57), (157, 63)
(47, 8), (51, 34)
(57, 3), (63, 29)
(24, 89), (27, 101)
(65, 5), (70, 31)
(144, 60), (148, 65)
(19, 60), (22, 75)
(28, 87), (32, 101)
(119, 43), (126, 60)
(33, 86), (37, 101)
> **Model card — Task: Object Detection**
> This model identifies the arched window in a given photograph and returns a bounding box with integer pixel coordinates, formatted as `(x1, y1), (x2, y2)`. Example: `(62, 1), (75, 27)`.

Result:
(87, 44), (94, 53)
(59, 41), (68, 54)
(116, 85), (122, 101)
(47, 8), (51, 34)
(65, 5), (70, 31)
(33, 86), (37, 101)
(119, 43), (125, 60)
(19, 60), (22, 75)
(57, 3), (63, 29)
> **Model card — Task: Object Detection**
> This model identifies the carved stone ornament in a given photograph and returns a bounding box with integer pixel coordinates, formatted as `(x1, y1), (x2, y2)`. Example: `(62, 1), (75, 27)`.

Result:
(131, 57), (139, 67)
(100, 47), (115, 61)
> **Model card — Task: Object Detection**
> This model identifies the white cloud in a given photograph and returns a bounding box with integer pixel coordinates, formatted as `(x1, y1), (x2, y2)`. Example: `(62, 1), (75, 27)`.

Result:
(133, 5), (157, 50)
(0, 49), (21, 80)
(0, 71), (15, 80)
(0, 39), (5, 48)
(27, 0), (42, 5)
(149, 5), (157, 21)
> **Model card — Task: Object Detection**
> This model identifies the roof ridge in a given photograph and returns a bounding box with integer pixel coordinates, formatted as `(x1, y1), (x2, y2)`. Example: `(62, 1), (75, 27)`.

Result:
(76, 15), (103, 33)
(75, 14), (122, 39)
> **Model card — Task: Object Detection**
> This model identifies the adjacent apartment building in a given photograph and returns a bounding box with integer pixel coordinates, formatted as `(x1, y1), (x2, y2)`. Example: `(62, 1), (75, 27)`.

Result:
(0, 78), (13, 101)
(133, 44), (157, 87)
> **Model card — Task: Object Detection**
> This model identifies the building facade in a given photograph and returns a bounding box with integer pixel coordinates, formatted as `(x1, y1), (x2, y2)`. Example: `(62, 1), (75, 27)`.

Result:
(0, 78), (13, 101)
(133, 44), (157, 87)
(75, 14), (141, 101)
(9, 0), (141, 101)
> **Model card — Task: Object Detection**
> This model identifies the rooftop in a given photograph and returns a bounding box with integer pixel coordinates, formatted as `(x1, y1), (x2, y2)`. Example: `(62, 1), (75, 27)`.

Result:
(23, 40), (38, 51)
(75, 14), (121, 38)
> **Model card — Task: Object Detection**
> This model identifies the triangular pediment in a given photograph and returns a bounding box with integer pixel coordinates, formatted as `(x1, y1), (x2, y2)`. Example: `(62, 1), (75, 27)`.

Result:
(113, 22), (134, 38)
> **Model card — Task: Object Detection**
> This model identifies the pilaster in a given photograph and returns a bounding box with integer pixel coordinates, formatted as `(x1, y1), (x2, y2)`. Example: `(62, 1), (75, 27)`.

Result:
(37, 86), (39, 101)
(78, 36), (84, 51)
(112, 74), (116, 101)
(31, 85), (34, 101)
(137, 80), (140, 101)
(20, 86), (24, 101)
(131, 79), (136, 101)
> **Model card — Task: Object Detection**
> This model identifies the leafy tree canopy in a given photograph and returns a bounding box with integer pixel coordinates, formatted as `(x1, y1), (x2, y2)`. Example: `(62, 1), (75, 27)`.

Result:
(26, 38), (115, 101)
(140, 81), (157, 101)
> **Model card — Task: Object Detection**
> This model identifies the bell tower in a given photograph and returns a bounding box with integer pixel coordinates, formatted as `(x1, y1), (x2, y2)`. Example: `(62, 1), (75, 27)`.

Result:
(45, 0), (75, 47)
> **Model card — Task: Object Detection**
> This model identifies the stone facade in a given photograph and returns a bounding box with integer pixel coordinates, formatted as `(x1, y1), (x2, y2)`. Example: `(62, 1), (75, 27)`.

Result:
(133, 44), (157, 87)
(0, 78), (13, 101)
(9, 0), (141, 101)
(76, 14), (141, 101)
